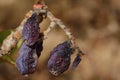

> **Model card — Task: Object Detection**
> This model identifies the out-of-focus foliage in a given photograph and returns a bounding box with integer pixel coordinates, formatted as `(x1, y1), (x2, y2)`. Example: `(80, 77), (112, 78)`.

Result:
(0, 55), (15, 65)
(0, 30), (11, 43)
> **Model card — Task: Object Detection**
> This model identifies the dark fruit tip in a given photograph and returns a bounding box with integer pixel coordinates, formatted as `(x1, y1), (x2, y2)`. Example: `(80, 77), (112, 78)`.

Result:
(72, 54), (81, 70)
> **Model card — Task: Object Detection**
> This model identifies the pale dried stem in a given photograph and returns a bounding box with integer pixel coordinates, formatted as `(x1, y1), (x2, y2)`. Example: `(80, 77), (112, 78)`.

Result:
(46, 11), (84, 56)
(0, 10), (34, 57)
(43, 21), (56, 39)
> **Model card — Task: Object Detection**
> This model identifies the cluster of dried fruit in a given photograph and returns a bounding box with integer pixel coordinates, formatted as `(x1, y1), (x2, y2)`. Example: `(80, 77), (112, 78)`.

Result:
(0, 1), (84, 77)
(16, 3), (83, 76)
(16, 13), (43, 75)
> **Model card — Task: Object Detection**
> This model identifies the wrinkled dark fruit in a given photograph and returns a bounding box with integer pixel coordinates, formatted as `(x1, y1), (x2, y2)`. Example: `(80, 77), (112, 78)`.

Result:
(72, 54), (81, 70)
(16, 42), (38, 75)
(47, 41), (74, 76)
(22, 13), (40, 46)
(17, 12), (44, 75)
(28, 33), (43, 57)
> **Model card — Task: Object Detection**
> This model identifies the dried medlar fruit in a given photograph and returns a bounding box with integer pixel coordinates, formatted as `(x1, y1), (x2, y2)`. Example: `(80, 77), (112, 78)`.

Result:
(22, 13), (40, 46)
(47, 41), (74, 76)
(16, 42), (38, 75)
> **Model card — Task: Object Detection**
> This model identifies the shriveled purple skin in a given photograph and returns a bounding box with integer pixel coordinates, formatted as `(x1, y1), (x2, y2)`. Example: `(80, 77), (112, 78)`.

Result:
(16, 42), (38, 75)
(17, 12), (44, 75)
(22, 13), (40, 46)
(48, 41), (74, 76)
(72, 54), (81, 70)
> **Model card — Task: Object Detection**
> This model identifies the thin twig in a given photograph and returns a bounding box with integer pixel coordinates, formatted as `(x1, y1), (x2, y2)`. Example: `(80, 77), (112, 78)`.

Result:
(46, 11), (84, 56)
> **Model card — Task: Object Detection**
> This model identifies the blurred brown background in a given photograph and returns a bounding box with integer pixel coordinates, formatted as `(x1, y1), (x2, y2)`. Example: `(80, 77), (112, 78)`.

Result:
(0, 0), (120, 80)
